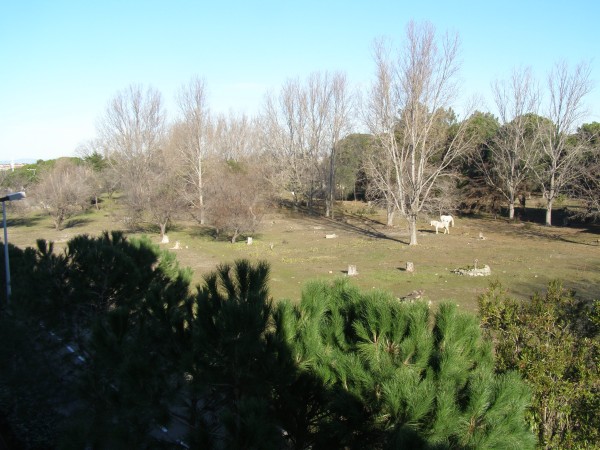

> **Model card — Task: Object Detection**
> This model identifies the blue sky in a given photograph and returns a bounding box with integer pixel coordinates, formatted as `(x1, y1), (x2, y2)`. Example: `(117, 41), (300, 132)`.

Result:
(1, 0), (598, 162)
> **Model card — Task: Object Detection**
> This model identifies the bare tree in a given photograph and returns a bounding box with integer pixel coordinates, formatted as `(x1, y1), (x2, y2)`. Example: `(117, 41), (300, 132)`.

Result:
(477, 67), (540, 219)
(325, 73), (353, 218)
(175, 77), (213, 225)
(98, 85), (164, 163)
(79, 138), (121, 200)
(142, 150), (186, 238)
(204, 160), (266, 243)
(365, 22), (474, 245)
(261, 78), (311, 207)
(98, 85), (184, 239)
(577, 160), (600, 220)
(260, 71), (353, 215)
(213, 111), (259, 161)
(76, 140), (110, 209)
(573, 122), (600, 219)
(534, 61), (593, 225)
(364, 38), (400, 226)
(33, 159), (93, 230)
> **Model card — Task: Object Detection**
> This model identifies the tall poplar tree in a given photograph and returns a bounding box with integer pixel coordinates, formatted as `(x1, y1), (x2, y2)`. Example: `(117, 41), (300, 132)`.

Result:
(365, 22), (474, 244)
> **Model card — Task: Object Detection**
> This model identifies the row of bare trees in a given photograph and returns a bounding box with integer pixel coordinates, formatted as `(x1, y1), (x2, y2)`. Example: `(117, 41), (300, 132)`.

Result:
(471, 62), (593, 224)
(90, 81), (266, 242)
(17, 21), (595, 245)
(260, 71), (354, 218)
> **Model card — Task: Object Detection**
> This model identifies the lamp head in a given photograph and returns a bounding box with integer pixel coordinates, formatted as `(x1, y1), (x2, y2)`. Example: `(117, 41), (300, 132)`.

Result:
(0, 191), (26, 202)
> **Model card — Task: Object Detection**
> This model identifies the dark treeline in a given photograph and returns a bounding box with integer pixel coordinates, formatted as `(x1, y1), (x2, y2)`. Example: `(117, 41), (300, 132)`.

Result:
(1, 233), (598, 448)
(0, 233), (538, 449)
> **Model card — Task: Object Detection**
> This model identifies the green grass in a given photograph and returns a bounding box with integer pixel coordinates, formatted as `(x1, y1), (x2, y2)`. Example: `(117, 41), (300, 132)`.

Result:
(6, 199), (600, 312)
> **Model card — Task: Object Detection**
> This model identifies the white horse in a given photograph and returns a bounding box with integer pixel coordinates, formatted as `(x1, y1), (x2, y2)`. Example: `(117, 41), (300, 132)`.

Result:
(430, 220), (449, 234)
(440, 214), (454, 227)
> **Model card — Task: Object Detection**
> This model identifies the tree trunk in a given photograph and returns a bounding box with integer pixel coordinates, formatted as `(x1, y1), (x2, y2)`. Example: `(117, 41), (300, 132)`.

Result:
(326, 148), (335, 219)
(509, 202), (515, 219)
(386, 202), (395, 227)
(408, 215), (418, 245)
(160, 222), (168, 240)
(54, 209), (65, 230)
(545, 199), (553, 226)
(198, 157), (205, 225)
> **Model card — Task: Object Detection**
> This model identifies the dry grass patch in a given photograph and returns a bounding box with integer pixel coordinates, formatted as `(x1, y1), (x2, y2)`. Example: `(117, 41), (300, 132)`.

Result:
(6, 201), (600, 312)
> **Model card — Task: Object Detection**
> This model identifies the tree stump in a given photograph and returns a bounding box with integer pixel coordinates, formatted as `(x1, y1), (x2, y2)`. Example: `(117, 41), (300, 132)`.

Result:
(347, 265), (358, 276)
(406, 261), (415, 273)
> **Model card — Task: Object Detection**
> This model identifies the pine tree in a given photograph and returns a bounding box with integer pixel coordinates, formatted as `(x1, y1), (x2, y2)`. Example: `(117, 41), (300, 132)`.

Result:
(188, 259), (284, 449)
(274, 279), (535, 449)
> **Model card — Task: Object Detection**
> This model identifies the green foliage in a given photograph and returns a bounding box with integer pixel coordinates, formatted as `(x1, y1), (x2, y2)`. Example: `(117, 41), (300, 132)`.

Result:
(3, 246), (535, 449)
(336, 133), (376, 200)
(225, 158), (246, 173)
(479, 281), (600, 449)
(188, 259), (284, 448)
(274, 279), (535, 449)
(465, 111), (500, 145)
(0, 314), (65, 449)
(7, 239), (71, 316)
(4, 231), (193, 449)
(83, 151), (107, 171)
(590, 299), (600, 330)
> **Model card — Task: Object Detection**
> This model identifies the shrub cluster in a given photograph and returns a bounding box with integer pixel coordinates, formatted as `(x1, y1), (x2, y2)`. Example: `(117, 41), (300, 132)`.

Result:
(479, 281), (600, 449)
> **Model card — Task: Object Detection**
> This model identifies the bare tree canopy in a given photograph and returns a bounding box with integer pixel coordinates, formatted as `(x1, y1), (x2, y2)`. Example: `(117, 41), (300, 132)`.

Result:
(478, 67), (540, 219)
(574, 122), (600, 219)
(213, 111), (259, 161)
(174, 76), (212, 225)
(260, 71), (353, 214)
(33, 159), (93, 230)
(534, 61), (593, 225)
(98, 84), (165, 163)
(365, 22), (474, 245)
(97, 85), (184, 238)
(325, 72), (354, 218)
(204, 160), (267, 243)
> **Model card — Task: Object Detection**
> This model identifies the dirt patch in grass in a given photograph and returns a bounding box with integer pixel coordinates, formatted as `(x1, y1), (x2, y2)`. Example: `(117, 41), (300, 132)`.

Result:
(6, 201), (600, 312)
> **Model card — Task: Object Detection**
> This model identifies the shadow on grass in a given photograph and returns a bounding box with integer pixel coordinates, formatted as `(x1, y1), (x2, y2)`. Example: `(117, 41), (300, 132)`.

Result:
(189, 227), (218, 239)
(545, 232), (599, 247)
(278, 201), (409, 244)
(64, 218), (93, 229)
(187, 226), (245, 243)
(512, 277), (600, 304)
(516, 224), (600, 247)
(6, 216), (43, 227)
(421, 228), (445, 234)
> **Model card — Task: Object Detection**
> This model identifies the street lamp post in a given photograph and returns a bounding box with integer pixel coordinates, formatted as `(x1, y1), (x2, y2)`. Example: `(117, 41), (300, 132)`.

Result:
(1, 191), (26, 303)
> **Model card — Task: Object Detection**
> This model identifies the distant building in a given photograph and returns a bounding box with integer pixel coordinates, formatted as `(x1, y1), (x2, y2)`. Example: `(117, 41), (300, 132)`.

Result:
(0, 163), (26, 171)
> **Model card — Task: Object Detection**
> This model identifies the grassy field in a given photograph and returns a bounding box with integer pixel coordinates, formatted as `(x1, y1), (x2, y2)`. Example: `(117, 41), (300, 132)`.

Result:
(6, 198), (600, 312)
